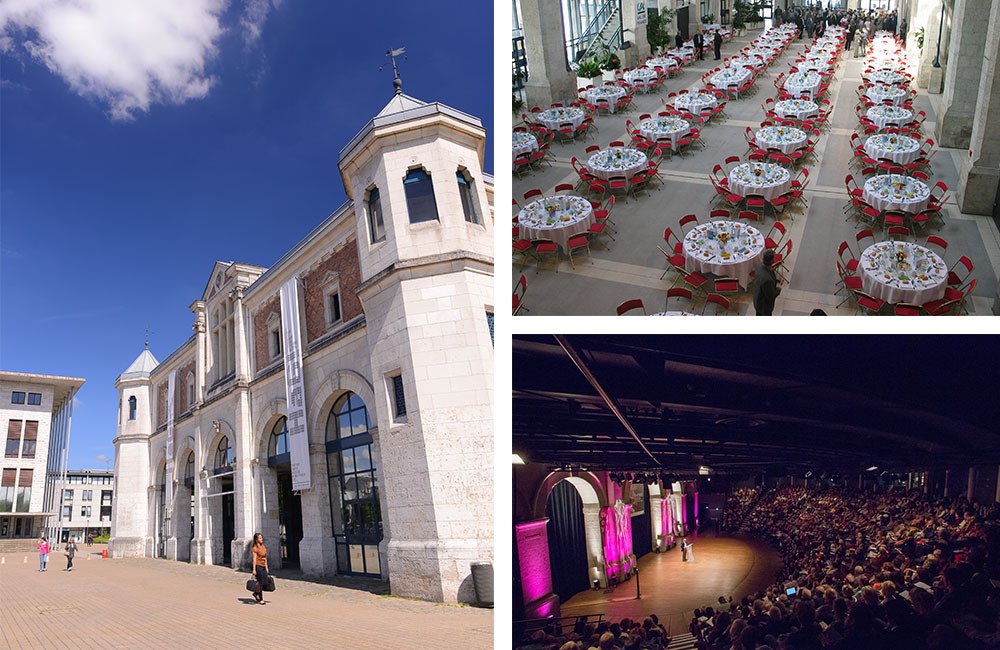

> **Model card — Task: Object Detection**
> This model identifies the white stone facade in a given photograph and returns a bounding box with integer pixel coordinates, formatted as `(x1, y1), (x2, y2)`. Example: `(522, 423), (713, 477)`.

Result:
(109, 90), (494, 604)
(51, 469), (114, 541)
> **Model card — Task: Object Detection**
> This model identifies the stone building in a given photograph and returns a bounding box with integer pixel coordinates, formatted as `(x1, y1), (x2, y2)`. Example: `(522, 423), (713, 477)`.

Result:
(109, 87), (494, 604)
(0, 371), (84, 547)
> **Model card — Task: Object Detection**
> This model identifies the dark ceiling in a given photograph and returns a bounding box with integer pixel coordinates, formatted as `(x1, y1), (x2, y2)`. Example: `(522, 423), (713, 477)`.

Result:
(512, 335), (1000, 478)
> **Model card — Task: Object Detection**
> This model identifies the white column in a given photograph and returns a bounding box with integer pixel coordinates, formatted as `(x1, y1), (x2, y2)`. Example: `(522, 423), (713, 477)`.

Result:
(191, 301), (206, 405)
(520, 0), (579, 108)
(936, 0), (990, 148)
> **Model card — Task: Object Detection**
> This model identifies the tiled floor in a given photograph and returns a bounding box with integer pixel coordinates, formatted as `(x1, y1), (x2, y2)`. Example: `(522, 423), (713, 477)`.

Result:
(1, 546), (492, 649)
(512, 29), (1000, 316)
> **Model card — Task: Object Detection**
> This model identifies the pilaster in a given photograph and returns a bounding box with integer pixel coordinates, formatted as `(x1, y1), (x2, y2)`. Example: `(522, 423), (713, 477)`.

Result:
(190, 301), (207, 405)
(936, 0), (988, 148)
(521, 0), (577, 108)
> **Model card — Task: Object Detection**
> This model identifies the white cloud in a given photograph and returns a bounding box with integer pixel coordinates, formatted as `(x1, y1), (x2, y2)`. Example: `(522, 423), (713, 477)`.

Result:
(0, 0), (227, 120)
(240, 0), (282, 47)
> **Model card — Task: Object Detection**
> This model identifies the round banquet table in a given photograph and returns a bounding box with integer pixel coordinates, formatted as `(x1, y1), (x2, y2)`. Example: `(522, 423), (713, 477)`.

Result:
(728, 162), (792, 201)
(673, 91), (718, 113)
(864, 134), (921, 165)
(774, 99), (819, 121)
(862, 174), (930, 213)
(865, 69), (907, 86)
(866, 85), (909, 106)
(859, 241), (948, 304)
(512, 132), (539, 162)
(866, 105), (913, 130)
(755, 126), (808, 154)
(588, 148), (648, 181)
(517, 195), (594, 252)
(784, 72), (822, 99)
(683, 220), (765, 289)
(727, 56), (763, 71)
(796, 60), (832, 73)
(625, 68), (659, 91)
(709, 67), (751, 90)
(652, 311), (700, 316)
(646, 56), (680, 72)
(586, 85), (627, 113)
(744, 47), (776, 61)
(664, 48), (693, 64)
(535, 107), (585, 131)
(639, 117), (692, 152)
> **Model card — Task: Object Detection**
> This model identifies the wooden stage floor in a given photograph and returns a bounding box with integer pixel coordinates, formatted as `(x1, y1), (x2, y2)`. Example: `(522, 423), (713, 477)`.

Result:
(558, 534), (783, 636)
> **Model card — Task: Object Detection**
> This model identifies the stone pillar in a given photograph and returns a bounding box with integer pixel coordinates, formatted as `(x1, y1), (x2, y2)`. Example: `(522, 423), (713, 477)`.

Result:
(649, 493), (663, 552)
(936, 0), (989, 148)
(582, 502), (606, 588)
(190, 302), (206, 405)
(297, 443), (337, 577)
(515, 519), (561, 619)
(967, 467), (976, 501)
(917, 0), (950, 92)
(231, 287), (250, 384)
(622, 0), (651, 65)
(191, 425), (211, 564)
(521, 0), (578, 108)
(957, 1), (1000, 215)
(231, 391), (254, 569)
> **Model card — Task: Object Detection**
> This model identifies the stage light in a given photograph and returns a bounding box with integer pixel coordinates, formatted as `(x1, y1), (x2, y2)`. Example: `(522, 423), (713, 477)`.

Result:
(866, 466), (878, 472)
(512, 453), (525, 465)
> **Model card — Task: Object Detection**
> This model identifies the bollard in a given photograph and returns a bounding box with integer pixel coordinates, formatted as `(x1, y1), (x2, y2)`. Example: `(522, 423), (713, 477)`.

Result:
(101, 549), (108, 559)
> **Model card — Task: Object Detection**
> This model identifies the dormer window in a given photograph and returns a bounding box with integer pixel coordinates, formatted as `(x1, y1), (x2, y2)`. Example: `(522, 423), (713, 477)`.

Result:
(367, 187), (385, 243)
(403, 168), (439, 223)
(457, 171), (480, 224)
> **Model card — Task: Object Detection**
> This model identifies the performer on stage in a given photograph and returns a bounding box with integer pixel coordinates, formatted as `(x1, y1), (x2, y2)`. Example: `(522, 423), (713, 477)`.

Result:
(680, 538), (688, 561)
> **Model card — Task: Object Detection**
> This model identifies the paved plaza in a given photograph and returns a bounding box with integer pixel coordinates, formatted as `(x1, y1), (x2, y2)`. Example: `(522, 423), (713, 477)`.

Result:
(1, 546), (493, 649)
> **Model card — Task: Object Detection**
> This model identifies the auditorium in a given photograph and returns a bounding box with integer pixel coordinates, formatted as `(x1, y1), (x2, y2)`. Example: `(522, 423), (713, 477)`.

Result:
(513, 335), (1000, 649)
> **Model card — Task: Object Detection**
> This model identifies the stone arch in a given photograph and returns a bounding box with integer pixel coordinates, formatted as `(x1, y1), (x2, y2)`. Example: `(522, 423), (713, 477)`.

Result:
(308, 369), (376, 447)
(531, 471), (606, 520)
(256, 410), (288, 461)
(203, 419), (236, 470)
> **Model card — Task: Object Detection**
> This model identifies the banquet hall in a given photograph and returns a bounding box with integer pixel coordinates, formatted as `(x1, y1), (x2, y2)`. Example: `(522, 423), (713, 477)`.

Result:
(512, 335), (1000, 649)
(511, 3), (1000, 315)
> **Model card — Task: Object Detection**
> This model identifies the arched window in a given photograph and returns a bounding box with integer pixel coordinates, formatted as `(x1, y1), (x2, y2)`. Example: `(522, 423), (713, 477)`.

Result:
(457, 171), (479, 224)
(186, 372), (195, 408)
(184, 451), (195, 487)
(325, 392), (381, 576)
(268, 416), (289, 459)
(128, 396), (137, 421)
(367, 186), (385, 243)
(215, 436), (233, 469)
(403, 168), (439, 223)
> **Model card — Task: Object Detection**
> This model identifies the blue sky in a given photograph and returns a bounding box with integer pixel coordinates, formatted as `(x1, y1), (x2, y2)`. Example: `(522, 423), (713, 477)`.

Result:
(1, 1), (493, 469)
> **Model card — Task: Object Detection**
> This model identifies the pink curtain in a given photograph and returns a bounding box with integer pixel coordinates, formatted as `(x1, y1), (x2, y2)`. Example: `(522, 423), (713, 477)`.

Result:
(602, 502), (635, 579)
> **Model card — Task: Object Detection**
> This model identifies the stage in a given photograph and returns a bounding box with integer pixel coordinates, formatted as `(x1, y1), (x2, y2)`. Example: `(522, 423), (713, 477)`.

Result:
(558, 535), (782, 635)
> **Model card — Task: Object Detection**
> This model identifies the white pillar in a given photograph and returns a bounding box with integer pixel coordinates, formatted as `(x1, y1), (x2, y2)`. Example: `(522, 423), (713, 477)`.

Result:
(521, 0), (578, 108)
(936, 0), (990, 148)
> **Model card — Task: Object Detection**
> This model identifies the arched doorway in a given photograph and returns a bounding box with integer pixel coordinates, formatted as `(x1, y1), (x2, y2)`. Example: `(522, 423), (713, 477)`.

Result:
(210, 435), (235, 566)
(545, 480), (590, 602)
(267, 416), (303, 567)
(177, 450), (195, 561)
(325, 393), (382, 576)
(155, 464), (167, 558)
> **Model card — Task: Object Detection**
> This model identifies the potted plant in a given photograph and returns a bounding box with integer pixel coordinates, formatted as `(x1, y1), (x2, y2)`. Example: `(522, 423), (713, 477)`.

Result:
(646, 9), (676, 54)
(576, 58), (604, 85)
(702, 13), (715, 24)
(513, 70), (526, 114)
(600, 50), (621, 82)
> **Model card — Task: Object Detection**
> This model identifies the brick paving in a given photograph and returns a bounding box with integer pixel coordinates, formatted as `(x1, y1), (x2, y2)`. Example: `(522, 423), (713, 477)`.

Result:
(1, 545), (493, 649)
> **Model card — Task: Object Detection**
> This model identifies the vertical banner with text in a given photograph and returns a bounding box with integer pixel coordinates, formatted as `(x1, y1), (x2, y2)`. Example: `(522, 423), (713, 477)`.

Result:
(280, 278), (311, 491)
(166, 370), (175, 510)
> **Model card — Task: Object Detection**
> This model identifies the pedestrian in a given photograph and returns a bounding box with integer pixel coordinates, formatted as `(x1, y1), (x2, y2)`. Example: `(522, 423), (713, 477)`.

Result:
(845, 24), (856, 52)
(681, 537), (688, 561)
(693, 30), (704, 61)
(65, 537), (77, 571)
(37, 535), (50, 572)
(752, 249), (781, 316)
(250, 532), (270, 604)
(713, 30), (722, 61)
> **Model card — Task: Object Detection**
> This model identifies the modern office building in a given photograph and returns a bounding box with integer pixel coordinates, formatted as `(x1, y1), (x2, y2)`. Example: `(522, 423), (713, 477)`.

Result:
(109, 85), (494, 604)
(52, 469), (114, 542)
(0, 371), (85, 548)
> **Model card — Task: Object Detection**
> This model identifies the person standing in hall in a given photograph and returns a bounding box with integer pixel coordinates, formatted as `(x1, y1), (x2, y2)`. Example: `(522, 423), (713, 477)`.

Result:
(251, 532), (270, 604)
(752, 249), (781, 316)
(693, 29), (704, 61)
(713, 30), (722, 61)
(37, 535), (49, 572)
(64, 536), (77, 571)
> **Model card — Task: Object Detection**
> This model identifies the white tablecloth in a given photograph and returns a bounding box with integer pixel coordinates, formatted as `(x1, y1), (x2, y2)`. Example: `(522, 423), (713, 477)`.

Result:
(517, 195), (595, 251)
(728, 56), (763, 71)
(586, 86), (627, 113)
(862, 174), (930, 213)
(866, 105), (913, 130)
(864, 134), (921, 165)
(646, 56), (680, 72)
(640, 117), (692, 152)
(859, 242), (947, 304)
(625, 68), (659, 91)
(865, 70), (906, 86)
(588, 148), (648, 181)
(652, 311), (699, 316)
(774, 99), (819, 120)
(535, 107), (585, 131)
(683, 220), (765, 288)
(784, 72), (822, 99)
(709, 67), (751, 90)
(673, 91), (718, 114)
(866, 85), (909, 106)
(728, 163), (792, 201)
(512, 132), (539, 162)
(755, 126), (808, 154)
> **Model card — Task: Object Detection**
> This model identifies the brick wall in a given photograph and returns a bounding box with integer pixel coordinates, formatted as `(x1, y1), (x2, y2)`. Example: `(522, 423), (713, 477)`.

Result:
(156, 380), (167, 427)
(515, 519), (554, 606)
(178, 359), (195, 412)
(303, 242), (362, 343)
(253, 294), (281, 374)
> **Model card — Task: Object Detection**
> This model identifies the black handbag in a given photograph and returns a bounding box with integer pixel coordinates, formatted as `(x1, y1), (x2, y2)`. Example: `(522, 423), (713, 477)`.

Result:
(262, 575), (276, 592)
(246, 578), (260, 592)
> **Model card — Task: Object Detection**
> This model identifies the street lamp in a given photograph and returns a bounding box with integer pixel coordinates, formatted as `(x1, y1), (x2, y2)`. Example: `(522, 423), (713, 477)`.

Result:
(932, 0), (944, 68)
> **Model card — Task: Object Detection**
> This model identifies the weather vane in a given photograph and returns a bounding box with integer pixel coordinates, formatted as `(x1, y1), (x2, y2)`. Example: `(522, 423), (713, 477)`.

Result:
(145, 323), (153, 350)
(380, 47), (407, 94)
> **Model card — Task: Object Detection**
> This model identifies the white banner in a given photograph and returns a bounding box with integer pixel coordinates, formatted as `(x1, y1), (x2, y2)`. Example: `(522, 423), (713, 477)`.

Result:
(280, 278), (311, 491)
(166, 370), (175, 510)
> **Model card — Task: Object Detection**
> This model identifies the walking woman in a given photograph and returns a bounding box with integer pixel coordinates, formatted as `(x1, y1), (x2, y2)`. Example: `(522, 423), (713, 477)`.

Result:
(65, 536), (77, 571)
(37, 535), (50, 571)
(251, 532), (269, 604)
